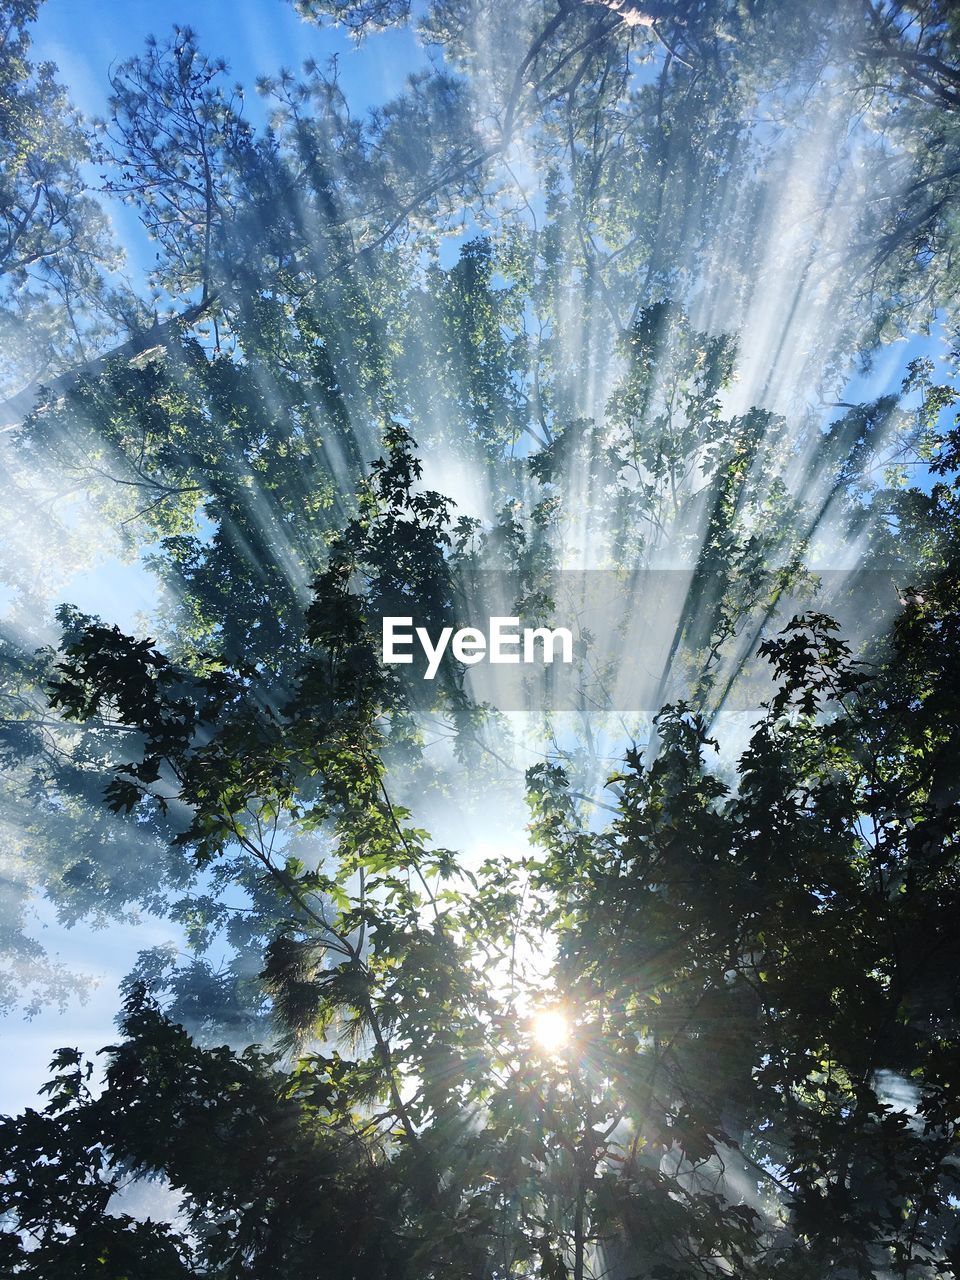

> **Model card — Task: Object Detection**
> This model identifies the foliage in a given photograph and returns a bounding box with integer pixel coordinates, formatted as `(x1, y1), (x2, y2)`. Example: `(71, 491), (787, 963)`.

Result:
(0, 0), (121, 395)
(2, 0), (960, 1276)
(6, 585), (960, 1272)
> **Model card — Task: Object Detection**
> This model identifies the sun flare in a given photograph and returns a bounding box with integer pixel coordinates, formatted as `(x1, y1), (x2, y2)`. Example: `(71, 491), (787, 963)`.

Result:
(531, 1009), (570, 1053)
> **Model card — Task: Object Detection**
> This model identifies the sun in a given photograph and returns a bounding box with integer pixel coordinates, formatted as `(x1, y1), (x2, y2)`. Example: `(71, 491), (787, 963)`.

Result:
(531, 1009), (570, 1053)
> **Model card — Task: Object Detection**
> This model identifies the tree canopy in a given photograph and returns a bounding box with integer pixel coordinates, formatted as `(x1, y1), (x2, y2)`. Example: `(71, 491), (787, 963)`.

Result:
(2, 1), (960, 1276)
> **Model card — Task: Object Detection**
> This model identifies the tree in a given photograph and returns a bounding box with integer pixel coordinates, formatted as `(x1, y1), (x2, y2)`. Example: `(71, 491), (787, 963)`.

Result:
(5, 581), (960, 1273)
(2, 1), (960, 1275)
(1, 404), (957, 1273)
(0, 0), (124, 400)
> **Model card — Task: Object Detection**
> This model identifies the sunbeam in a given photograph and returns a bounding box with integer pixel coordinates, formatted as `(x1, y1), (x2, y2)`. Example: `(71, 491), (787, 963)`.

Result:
(2, 0), (960, 1275)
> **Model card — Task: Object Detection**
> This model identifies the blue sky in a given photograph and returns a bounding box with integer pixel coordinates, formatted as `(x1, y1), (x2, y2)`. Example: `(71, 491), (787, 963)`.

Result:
(33, 0), (426, 123)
